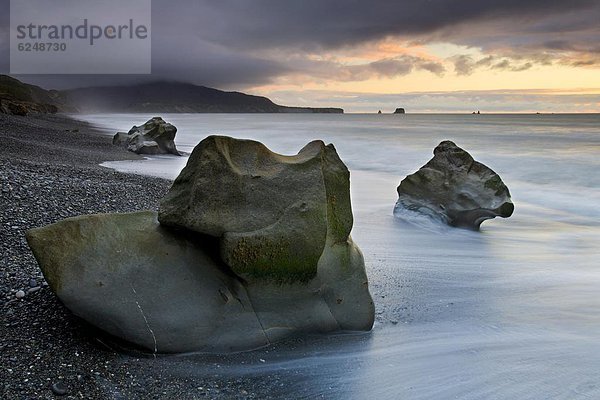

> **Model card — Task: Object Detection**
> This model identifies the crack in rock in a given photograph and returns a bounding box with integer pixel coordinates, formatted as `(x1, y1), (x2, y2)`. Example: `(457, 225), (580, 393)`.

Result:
(130, 284), (158, 356)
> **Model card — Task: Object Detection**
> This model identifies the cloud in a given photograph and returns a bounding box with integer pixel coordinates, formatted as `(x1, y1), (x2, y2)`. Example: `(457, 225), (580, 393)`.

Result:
(510, 62), (533, 72)
(571, 59), (599, 67)
(417, 61), (446, 76)
(453, 55), (477, 76)
(248, 53), (445, 85)
(0, 0), (598, 88)
(348, 56), (445, 80)
(0, 0), (8, 73)
(451, 54), (535, 75)
(193, 0), (598, 51)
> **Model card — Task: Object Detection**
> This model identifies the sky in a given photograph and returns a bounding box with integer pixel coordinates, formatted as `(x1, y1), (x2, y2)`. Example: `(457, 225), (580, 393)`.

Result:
(1, 0), (599, 113)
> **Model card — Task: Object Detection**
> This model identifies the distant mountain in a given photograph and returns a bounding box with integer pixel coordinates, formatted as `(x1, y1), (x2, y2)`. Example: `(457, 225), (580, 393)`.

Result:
(58, 81), (343, 114)
(0, 76), (343, 115)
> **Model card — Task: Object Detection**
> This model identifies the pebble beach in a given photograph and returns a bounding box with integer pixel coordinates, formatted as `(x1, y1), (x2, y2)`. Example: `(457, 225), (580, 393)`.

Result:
(0, 114), (266, 399)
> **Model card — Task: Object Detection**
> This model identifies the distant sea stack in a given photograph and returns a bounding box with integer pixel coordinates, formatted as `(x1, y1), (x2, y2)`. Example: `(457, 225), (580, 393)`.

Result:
(394, 108), (406, 114)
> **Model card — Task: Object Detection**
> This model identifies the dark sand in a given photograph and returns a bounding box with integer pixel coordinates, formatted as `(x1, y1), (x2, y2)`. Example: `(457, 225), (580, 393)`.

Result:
(0, 114), (274, 399)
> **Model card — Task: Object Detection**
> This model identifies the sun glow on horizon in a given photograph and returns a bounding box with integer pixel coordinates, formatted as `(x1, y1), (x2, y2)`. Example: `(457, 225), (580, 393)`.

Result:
(245, 39), (600, 113)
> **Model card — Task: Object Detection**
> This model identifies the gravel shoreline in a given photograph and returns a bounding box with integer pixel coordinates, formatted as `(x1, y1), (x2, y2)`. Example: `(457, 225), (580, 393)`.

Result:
(0, 114), (268, 399)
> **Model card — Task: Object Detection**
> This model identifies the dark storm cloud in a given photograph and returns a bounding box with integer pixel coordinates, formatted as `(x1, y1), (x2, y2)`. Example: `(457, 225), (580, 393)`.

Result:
(0, 0), (289, 89)
(0, 0), (9, 74)
(192, 0), (598, 51)
(1, 0), (599, 88)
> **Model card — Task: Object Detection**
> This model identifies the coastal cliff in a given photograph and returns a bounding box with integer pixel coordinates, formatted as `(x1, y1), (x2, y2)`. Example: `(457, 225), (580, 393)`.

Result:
(0, 75), (70, 115)
(0, 76), (343, 114)
(58, 82), (344, 113)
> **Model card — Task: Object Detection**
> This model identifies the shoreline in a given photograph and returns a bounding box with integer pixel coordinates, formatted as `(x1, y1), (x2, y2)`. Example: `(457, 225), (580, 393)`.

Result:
(0, 113), (254, 399)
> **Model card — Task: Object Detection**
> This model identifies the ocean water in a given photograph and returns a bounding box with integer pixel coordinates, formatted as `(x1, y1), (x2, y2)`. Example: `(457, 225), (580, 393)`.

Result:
(78, 113), (600, 399)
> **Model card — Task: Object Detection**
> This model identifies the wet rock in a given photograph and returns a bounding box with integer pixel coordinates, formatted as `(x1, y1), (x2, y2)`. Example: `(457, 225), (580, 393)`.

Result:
(394, 140), (513, 230)
(158, 136), (353, 282)
(112, 117), (180, 156)
(26, 137), (374, 353)
(51, 381), (68, 396)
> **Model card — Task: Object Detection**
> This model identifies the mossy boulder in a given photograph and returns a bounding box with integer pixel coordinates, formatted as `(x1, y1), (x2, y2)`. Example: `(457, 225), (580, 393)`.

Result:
(394, 140), (514, 230)
(26, 210), (374, 353)
(26, 137), (374, 353)
(159, 136), (354, 283)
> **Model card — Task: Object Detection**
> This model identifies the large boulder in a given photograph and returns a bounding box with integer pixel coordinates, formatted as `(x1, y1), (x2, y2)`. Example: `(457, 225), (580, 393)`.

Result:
(394, 140), (514, 230)
(158, 136), (354, 283)
(158, 135), (373, 339)
(27, 137), (374, 353)
(26, 212), (268, 353)
(113, 117), (180, 155)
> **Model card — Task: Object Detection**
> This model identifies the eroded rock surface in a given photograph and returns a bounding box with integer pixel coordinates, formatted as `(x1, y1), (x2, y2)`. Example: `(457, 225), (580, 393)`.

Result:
(158, 136), (353, 283)
(394, 140), (513, 230)
(27, 137), (374, 353)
